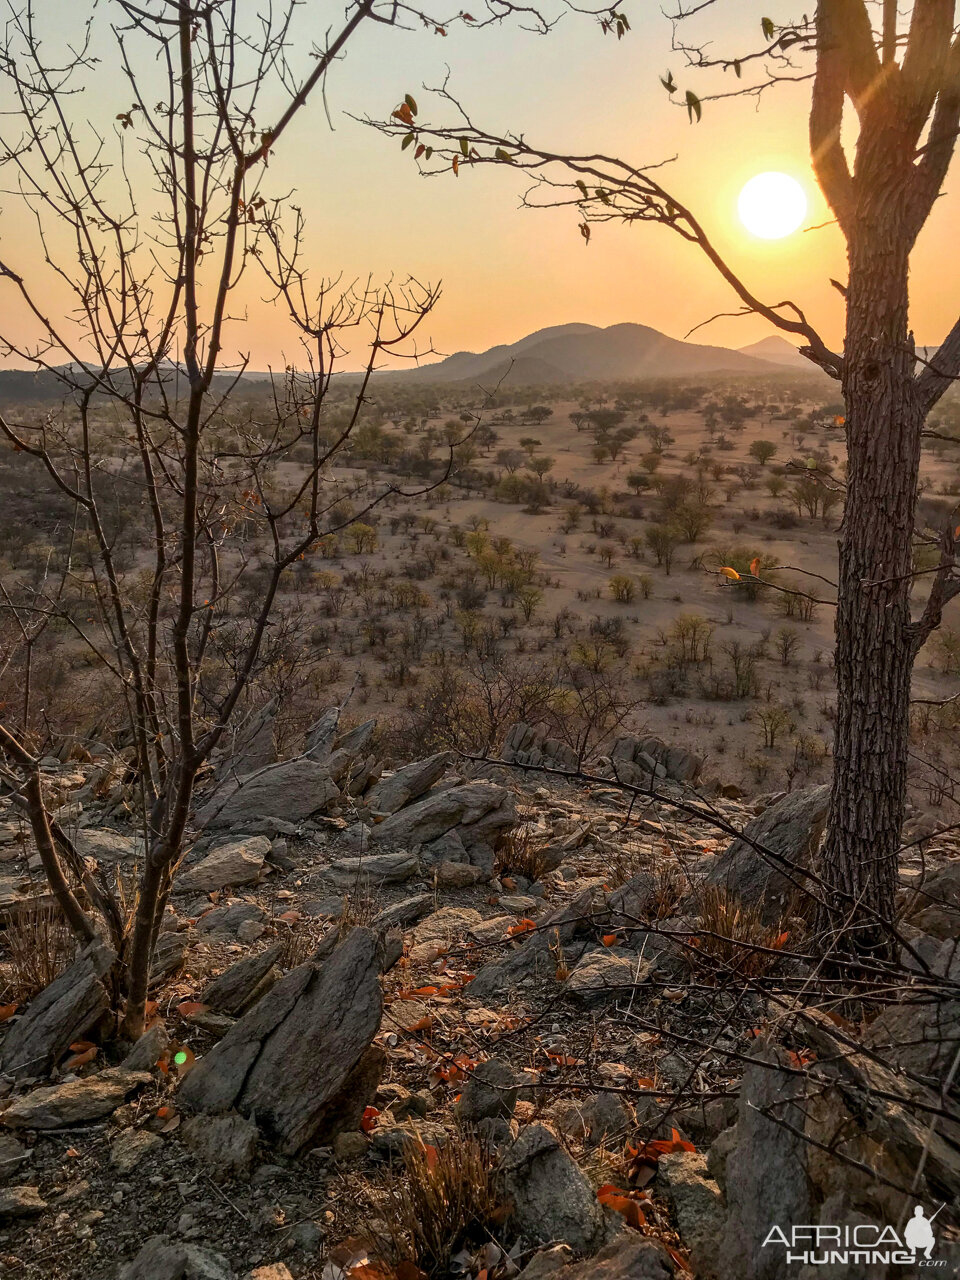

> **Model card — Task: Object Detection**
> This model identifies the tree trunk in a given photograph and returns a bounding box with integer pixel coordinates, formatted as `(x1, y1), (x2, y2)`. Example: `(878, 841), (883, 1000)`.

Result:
(819, 215), (922, 956)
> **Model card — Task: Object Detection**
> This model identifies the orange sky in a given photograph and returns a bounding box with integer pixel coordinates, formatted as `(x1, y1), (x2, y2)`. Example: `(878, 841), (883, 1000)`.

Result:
(2, 1), (958, 372)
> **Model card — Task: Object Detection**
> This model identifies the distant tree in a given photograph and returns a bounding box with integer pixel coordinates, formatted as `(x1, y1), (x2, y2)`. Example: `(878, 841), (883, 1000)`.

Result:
(749, 440), (778, 466)
(525, 406), (554, 425)
(645, 524), (679, 574)
(626, 470), (650, 495)
(496, 448), (526, 474)
(608, 574), (636, 603)
(527, 454), (555, 481)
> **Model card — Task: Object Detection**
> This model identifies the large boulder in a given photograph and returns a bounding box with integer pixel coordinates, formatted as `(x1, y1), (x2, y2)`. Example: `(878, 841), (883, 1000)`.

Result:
(201, 943), (283, 1016)
(502, 1124), (608, 1254)
(0, 942), (115, 1079)
(703, 785), (830, 923)
(3, 1068), (151, 1129)
(195, 759), (339, 831)
(501, 723), (580, 773)
(211, 698), (277, 784)
(178, 928), (383, 1154)
(362, 752), (454, 815)
(717, 1047), (814, 1280)
(178, 837), (269, 894)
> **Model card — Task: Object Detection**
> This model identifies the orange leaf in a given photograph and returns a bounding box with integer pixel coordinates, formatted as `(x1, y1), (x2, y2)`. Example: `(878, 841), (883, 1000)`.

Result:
(601, 933), (618, 947)
(69, 1039), (96, 1052)
(749, 556), (761, 577)
(507, 918), (538, 936)
(719, 566), (740, 581)
(277, 910), (301, 924)
(0, 1002), (18, 1023)
(421, 1143), (439, 1171)
(597, 1185), (647, 1228)
(407, 1016), (434, 1033)
(177, 1001), (209, 1018)
(636, 1076), (655, 1089)
(771, 931), (790, 950)
(65, 1146), (80, 1158)
(361, 1106), (380, 1133)
(63, 1045), (98, 1070)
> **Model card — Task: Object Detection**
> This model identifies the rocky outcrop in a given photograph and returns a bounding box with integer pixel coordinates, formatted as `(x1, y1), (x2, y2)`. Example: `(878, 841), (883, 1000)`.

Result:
(178, 837), (270, 894)
(196, 759), (339, 832)
(703, 784), (830, 923)
(502, 723), (580, 772)
(178, 928), (383, 1154)
(0, 941), (115, 1079)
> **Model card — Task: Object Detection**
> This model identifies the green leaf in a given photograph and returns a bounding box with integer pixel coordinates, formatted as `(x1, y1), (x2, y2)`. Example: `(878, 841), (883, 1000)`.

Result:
(575, 179), (589, 198)
(404, 93), (418, 115)
(401, 132), (415, 150)
(761, 15), (775, 39)
(494, 147), (515, 162)
(660, 71), (677, 94)
(685, 90), (702, 123)
(459, 136), (470, 157)
(733, 59), (742, 77)
(425, 146), (433, 159)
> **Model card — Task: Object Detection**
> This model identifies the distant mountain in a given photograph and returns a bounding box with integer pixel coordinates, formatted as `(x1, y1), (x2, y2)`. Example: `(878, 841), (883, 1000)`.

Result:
(738, 335), (812, 371)
(404, 322), (806, 386)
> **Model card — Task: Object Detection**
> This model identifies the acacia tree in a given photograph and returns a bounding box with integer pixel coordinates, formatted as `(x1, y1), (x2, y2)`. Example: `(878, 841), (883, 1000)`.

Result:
(378, 0), (960, 957)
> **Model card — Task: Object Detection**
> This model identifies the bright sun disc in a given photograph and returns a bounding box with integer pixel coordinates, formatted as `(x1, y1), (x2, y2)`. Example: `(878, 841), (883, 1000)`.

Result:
(738, 172), (807, 240)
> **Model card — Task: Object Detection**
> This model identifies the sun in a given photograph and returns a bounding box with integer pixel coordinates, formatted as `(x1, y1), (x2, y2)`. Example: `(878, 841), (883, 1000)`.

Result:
(737, 172), (807, 240)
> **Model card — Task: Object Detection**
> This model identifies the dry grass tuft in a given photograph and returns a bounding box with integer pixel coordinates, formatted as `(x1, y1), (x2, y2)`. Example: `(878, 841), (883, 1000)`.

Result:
(376, 1134), (504, 1276)
(1, 901), (77, 1003)
(495, 826), (551, 883)
(690, 885), (789, 980)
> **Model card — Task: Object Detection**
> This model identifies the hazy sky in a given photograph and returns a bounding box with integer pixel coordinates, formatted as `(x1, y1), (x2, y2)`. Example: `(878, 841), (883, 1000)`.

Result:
(2, 0), (958, 371)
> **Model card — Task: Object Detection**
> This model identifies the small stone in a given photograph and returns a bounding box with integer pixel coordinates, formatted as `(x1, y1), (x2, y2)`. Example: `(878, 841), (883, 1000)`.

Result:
(456, 1058), (523, 1122)
(181, 1113), (259, 1181)
(111, 1129), (163, 1174)
(332, 1131), (369, 1163)
(0, 1185), (47, 1219)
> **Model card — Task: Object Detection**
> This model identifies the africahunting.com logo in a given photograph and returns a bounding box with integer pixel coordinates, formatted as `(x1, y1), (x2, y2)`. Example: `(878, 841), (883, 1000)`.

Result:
(763, 1205), (946, 1267)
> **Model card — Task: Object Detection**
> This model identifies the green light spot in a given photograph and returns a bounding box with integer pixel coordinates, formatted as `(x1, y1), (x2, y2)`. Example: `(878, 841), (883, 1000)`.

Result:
(174, 1051), (188, 1066)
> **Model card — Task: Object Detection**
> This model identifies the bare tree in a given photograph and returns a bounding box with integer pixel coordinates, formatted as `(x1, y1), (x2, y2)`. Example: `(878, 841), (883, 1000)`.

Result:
(374, 0), (960, 958)
(0, 0), (475, 1037)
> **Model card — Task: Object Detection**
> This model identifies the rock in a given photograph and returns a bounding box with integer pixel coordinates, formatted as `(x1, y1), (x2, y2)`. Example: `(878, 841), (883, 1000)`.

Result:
(0, 1133), (28, 1183)
(332, 1130), (369, 1162)
(502, 723), (580, 772)
(414, 906), (484, 946)
(561, 1236), (675, 1279)
(0, 941), (115, 1079)
(303, 707), (341, 760)
(0, 1184), (47, 1219)
(196, 901), (265, 939)
(375, 1084), (429, 1122)
(111, 1129), (164, 1173)
(658, 1150), (723, 1278)
(501, 1124), (607, 1254)
(212, 699), (277, 783)
(324, 850), (420, 890)
(122, 1022), (169, 1072)
(371, 894), (433, 930)
(178, 929), (383, 1154)
(196, 759), (339, 831)
(346, 781), (516, 861)
(201, 944), (283, 1016)
(517, 1244), (574, 1279)
(719, 1047), (814, 1279)
(435, 861), (485, 888)
(3, 1068), (151, 1129)
(178, 838), (269, 894)
(118, 1235), (236, 1279)
(606, 733), (702, 784)
(469, 887), (601, 1001)
(704, 784), (830, 923)
(370, 1120), (448, 1162)
(246, 1267), (295, 1280)
(73, 828), (143, 864)
(181, 1114), (259, 1181)
(362, 752), (454, 815)
(456, 1058), (522, 1122)
(580, 1093), (634, 1146)
(566, 950), (650, 1004)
